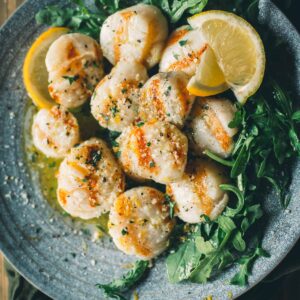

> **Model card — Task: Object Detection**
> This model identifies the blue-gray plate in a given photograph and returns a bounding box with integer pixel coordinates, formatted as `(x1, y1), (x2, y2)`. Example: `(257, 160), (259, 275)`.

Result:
(0, 0), (299, 299)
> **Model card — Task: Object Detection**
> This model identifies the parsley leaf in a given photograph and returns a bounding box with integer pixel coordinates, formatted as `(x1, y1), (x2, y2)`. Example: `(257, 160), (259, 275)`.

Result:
(86, 149), (102, 167)
(164, 194), (175, 219)
(179, 39), (188, 46)
(62, 75), (79, 84)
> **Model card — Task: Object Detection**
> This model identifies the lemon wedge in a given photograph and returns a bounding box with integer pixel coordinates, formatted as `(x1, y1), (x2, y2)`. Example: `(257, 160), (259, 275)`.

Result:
(188, 10), (265, 103)
(187, 45), (228, 97)
(23, 27), (69, 109)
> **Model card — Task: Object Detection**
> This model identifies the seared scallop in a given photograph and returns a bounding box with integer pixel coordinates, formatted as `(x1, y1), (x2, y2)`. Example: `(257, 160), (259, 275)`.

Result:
(57, 138), (125, 219)
(109, 187), (175, 260)
(46, 33), (104, 108)
(32, 105), (80, 158)
(100, 4), (168, 68)
(187, 97), (238, 157)
(167, 159), (229, 223)
(116, 121), (188, 184)
(139, 71), (195, 128)
(91, 60), (148, 132)
(160, 25), (208, 77)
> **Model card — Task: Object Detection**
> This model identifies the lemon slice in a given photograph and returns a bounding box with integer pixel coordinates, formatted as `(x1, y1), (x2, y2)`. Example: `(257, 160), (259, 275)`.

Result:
(187, 45), (228, 97)
(188, 10), (265, 103)
(23, 27), (69, 109)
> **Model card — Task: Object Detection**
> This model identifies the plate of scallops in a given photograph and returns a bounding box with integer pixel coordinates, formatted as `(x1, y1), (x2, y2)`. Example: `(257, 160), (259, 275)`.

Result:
(0, 0), (299, 299)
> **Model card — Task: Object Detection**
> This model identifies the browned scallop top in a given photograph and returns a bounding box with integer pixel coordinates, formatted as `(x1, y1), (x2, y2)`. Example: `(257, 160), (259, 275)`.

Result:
(193, 99), (232, 152)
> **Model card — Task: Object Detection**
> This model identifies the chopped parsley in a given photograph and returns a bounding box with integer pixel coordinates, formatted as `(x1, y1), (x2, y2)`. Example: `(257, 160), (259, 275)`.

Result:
(136, 121), (144, 127)
(164, 85), (172, 96)
(173, 53), (180, 60)
(48, 161), (56, 168)
(149, 161), (155, 168)
(110, 105), (120, 117)
(146, 142), (151, 147)
(111, 140), (119, 147)
(121, 227), (128, 235)
(62, 75), (79, 84)
(92, 61), (99, 68)
(179, 39), (188, 46)
(86, 149), (102, 167)
(164, 194), (175, 219)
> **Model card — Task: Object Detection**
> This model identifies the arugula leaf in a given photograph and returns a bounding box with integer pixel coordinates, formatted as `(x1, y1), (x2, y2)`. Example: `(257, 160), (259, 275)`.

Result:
(241, 204), (263, 233)
(189, 226), (234, 283)
(220, 185), (245, 217)
(292, 110), (300, 122)
(217, 215), (236, 233)
(166, 239), (202, 283)
(203, 149), (234, 167)
(96, 260), (149, 299)
(232, 231), (246, 252)
(195, 236), (214, 254)
(231, 244), (270, 286)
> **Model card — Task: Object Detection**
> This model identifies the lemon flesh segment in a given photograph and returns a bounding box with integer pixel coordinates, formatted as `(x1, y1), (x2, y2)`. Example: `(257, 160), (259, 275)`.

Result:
(188, 11), (265, 104)
(187, 45), (228, 97)
(23, 27), (69, 109)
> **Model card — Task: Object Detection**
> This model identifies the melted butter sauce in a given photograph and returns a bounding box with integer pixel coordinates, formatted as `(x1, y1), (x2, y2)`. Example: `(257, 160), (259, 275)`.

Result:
(23, 100), (109, 239)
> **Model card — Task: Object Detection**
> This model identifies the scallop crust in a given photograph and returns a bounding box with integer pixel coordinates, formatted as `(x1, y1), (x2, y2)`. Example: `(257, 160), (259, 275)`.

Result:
(139, 71), (195, 128)
(46, 33), (104, 108)
(57, 138), (125, 219)
(186, 97), (237, 157)
(159, 25), (208, 77)
(167, 159), (229, 223)
(100, 4), (168, 68)
(116, 120), (188, 184)
(90, 60), (148, 132)
(32, 105), (80, 158)
(109, 187), (175, 260)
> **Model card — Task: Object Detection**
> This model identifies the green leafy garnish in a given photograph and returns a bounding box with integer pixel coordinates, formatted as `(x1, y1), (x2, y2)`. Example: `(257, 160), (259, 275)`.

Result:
(86, 149), (102, 167)
(164, 194), (175, 219)
(35, 0), (209, 39)
(121, 227), (128, 235)
(62, 75), (79, 84)
(230, 242), (270, 286)
(96, 260), (149, 300)
(179, 39), (188, 46)
(148, 0), (208, 23)
(110, 105), (120, 117)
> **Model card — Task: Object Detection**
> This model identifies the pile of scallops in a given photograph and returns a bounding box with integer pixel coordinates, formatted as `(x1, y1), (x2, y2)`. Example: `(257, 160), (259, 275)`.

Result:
(32, 4), (238, 260)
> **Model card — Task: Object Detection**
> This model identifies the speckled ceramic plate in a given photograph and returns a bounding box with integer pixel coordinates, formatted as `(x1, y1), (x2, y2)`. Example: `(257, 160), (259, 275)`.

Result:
(0, 1), (299, 299)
